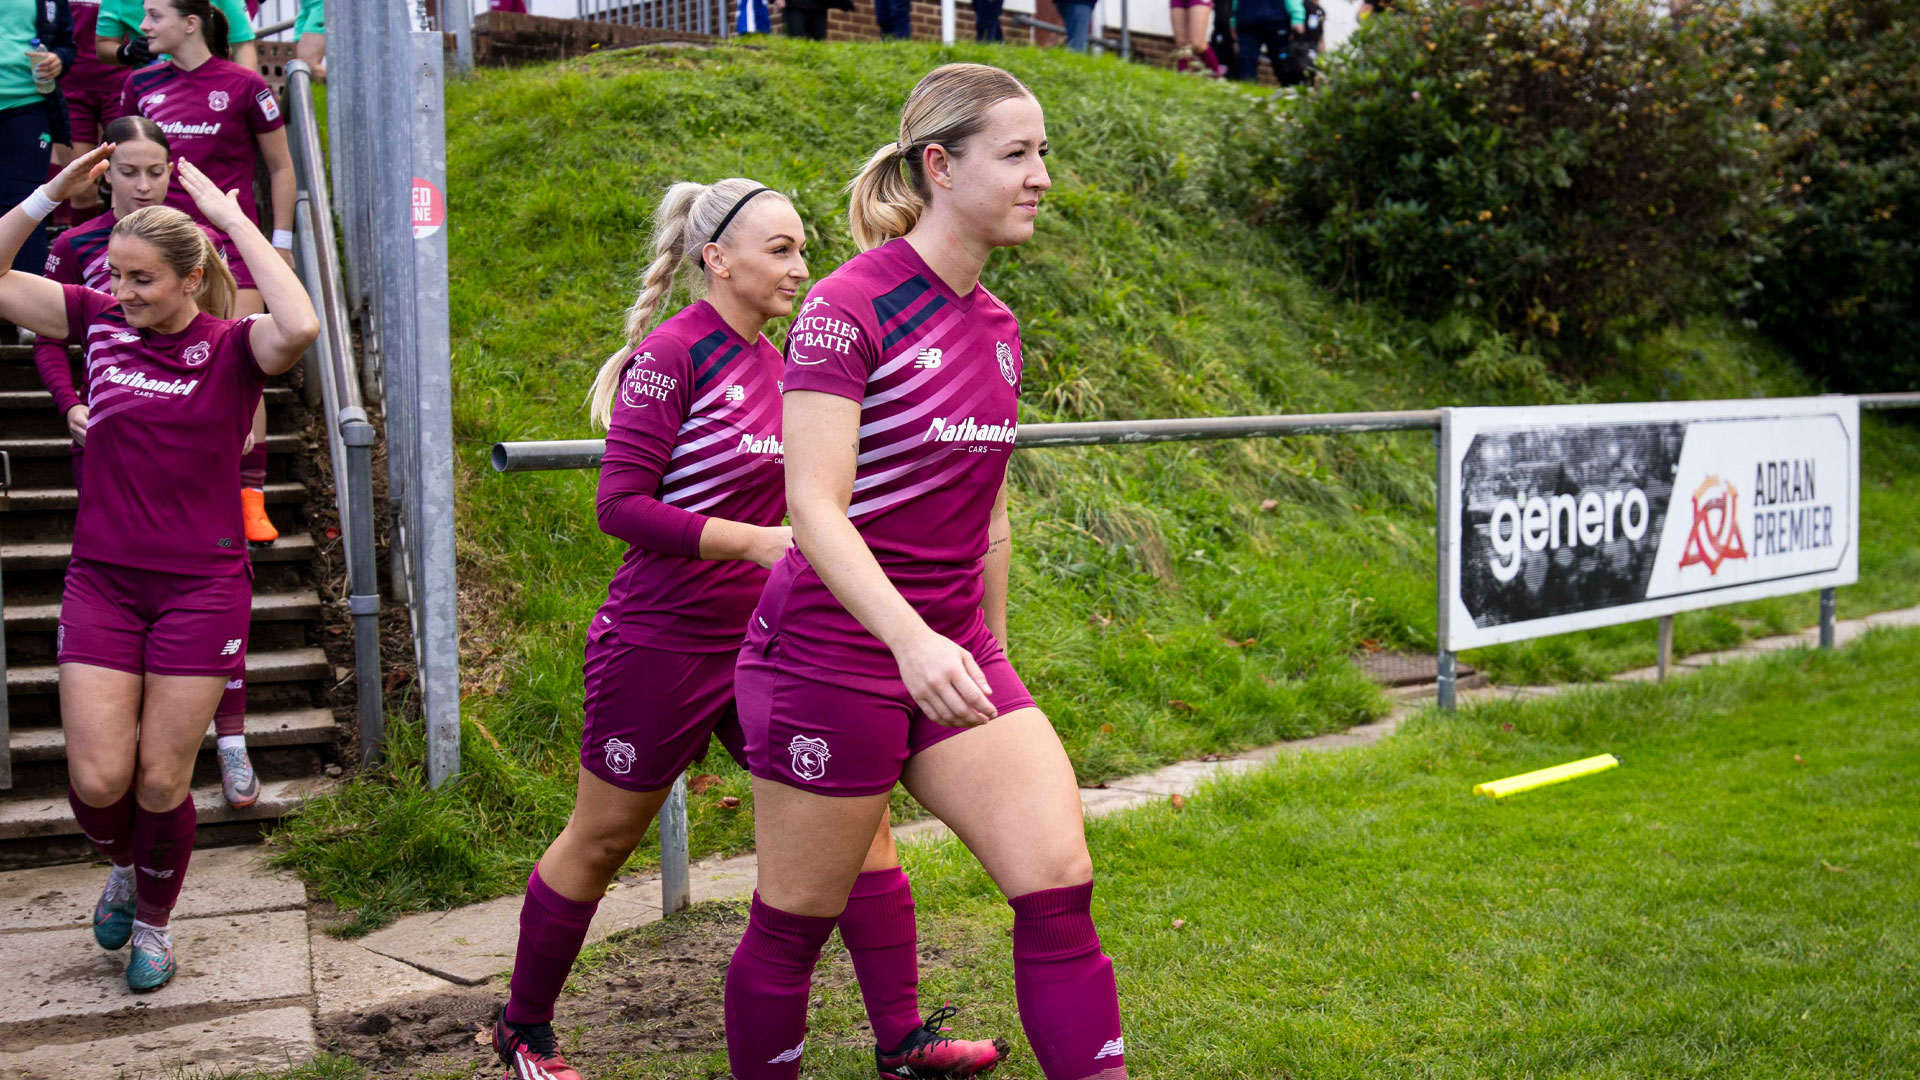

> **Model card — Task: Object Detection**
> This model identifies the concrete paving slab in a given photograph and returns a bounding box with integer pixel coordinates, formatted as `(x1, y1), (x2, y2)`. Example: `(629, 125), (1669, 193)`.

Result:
(0, 846), (304, 933)
(0, 1004), (315, 1080)
(1861, 603), (1920, 628)
(1104, 760), (1220, 797)
(310, 933), (454, 1014)
(1079, 786), (1156, 820)
(0, 909), (310, 1030)
(356, 875), (665, 987)
(687, 854), (757, 906)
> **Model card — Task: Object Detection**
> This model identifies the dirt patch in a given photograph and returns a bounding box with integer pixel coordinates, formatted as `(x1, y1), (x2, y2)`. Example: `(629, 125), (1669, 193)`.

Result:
(315, 901), (858, 1076)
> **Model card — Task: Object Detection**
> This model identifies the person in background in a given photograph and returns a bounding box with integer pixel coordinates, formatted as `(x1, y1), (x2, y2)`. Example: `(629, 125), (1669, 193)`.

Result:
(489, 0), (530, 13)
(37, 116), (267, 810)
(1209, 0), (1237, 81)
(119, 0), (294, 546)
(737, 0), (773, 35)
(1170, 0), (1224, 75)
(1276, 0), (1323, 86)
(51, 1), (126, 227)
(973, 0), (1004, 42)
(293, 0), (325, 79)
(1232, 0), (1303, 82)
(874, 0), (912, 39)
(97, 0), (256, 73)
(1, 0), (73, 301)
(1057, 0), (1094, 51)
(774, 0), (847, 40)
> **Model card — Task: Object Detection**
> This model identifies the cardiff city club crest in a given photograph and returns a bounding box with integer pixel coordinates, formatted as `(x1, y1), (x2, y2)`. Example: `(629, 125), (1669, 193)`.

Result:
(996, 341), (1016, 386)
(182, 340), (212, 367)
(1679, 474), (1748, 575)
(208, 90), (230, 112)
(788, 735), (830, 781)
(603, 738), (637, 776)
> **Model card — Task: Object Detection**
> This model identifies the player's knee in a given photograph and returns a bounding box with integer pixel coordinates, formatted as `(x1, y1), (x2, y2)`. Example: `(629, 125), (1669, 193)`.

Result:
(568, 816), (647, 875)
(133, 758), (194, 811)
(69, 765), (134, 808)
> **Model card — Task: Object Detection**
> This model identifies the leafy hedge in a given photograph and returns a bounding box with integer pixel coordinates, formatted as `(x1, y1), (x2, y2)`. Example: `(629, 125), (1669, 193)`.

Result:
(1239, 0), (1768, 360)
(1743, 0), (1920, 394)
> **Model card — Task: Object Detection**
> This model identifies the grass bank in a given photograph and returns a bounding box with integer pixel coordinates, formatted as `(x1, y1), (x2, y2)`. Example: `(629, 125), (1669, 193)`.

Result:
(274, 625), (1920, 1078)
(270, 38), (1920, 933)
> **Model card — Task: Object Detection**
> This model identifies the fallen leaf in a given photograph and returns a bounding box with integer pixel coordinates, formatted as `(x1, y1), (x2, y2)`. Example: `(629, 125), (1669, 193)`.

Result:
(1794, 754), (1806, 765)
(1501, 722), (1515, 732)
(1171, 918), (1186, 929)
(472, 1023), (490, 1046)
(689, 773), (722, 795)
(1821, 860), (1851, 873)
(1088, 612), (1113, 629)
(471, 719), (503, 752)
(384, 668), (412, 693)
(1099, 723), (1115, 734)
(1170, 793), (1187, 811)
(1258, 499), (1279, 512)
(1358, 638), (1384, 653)
(1084, 781), (1110, 790)
(1169, 700), (1195, 714)
(718, 796), (742, 810)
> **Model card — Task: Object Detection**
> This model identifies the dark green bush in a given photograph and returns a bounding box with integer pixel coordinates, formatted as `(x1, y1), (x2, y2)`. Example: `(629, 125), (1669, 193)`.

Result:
(1742, 0), (1920, 394)
(1242, 0), (1770, 360)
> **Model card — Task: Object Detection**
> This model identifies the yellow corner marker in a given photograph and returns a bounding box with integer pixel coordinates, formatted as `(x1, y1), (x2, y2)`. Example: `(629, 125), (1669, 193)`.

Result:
(1474, 754), (1620, 799)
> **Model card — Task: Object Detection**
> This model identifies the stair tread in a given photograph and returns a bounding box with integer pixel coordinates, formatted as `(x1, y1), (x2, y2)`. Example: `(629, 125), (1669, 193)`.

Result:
(0, 386), (295, 407)
(1, 532), (318, 569)
(0, 432), (303, 457)
(0, 776), (336, 840)
(5, 587), (322, 630)
(9, 707), (338, 762)
(4, 480), (305, 511)
(6, 646), (330, 694)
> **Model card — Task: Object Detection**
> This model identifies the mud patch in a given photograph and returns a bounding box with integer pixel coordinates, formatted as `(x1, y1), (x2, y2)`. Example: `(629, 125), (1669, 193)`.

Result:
(315, 901), (857, 1076)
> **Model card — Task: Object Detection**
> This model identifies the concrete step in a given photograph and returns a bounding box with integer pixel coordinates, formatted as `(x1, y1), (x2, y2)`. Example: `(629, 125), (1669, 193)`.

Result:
(0, 343), (67, 362)
(0, 431), (303, 458)
(0, 775), (335, 841)
(3, 479), (305, 513)
(6, 645), (330, 696)
(0, 385), (296, 410)
(1, 531), (317, 571)
(5, 587), (321, 632)
(8, 708), (338, 763)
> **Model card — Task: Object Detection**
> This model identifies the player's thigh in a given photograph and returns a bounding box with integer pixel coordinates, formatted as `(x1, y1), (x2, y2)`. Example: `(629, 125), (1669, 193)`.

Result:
(902, 707), (1092, 899)
(59, 663), (144, 804)
(752, 777), (891, 918)
(135, 673), (227, 810)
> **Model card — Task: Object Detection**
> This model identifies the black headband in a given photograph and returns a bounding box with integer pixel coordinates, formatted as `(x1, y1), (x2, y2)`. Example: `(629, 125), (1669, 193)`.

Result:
(705, 187), (772, 260)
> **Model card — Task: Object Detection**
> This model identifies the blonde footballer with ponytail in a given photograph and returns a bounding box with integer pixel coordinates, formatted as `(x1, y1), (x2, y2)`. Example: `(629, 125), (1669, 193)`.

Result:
(588, 179), (793, 430)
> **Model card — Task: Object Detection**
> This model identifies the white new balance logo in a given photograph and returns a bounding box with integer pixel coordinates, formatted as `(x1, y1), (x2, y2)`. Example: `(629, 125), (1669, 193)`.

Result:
(220, 638), (242, 656)
(914, 347), (942, 369)
(724, 384), (746, 402)
(768, 1040), (804, 1064)
(1094, 1037), (1125, 1059)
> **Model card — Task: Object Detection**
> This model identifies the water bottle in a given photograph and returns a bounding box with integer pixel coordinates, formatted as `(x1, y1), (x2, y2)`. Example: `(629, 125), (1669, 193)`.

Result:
(29, 37), (55, 95)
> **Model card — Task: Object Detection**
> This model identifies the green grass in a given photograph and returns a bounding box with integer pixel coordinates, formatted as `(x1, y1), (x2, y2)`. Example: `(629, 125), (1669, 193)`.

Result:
(268, 38), (1920, 933)
(271, 626), (1920, 1079)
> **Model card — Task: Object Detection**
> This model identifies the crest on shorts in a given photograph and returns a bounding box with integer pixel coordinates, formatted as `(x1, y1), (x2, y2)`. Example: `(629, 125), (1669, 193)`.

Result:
(996, 341), (1017, 387)
(788, 735), (830, 782)
(55, 624), (65, 657)
(208, 90), (230, 112)
(603, 738), (637, 776)
(182, 340), (212, 367)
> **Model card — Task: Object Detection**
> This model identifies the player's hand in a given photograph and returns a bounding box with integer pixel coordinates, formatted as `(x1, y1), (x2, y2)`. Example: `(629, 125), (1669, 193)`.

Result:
(66, 404), (90, 446)
(748, 525), (793, 569)
(46, 143), (115, 203)
(892, 628), (996, 727)
(117, 35), (154, 67)
(1292, 21), (1305, 35)
(175, 160), (248, 234)
(275, 246), (296, 270)
(28, 49), (62, 83)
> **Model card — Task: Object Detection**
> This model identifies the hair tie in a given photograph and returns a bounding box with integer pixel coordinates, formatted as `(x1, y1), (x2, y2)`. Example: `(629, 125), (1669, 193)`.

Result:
(896, 139), (911, 154)
(703, 187), (770, 265)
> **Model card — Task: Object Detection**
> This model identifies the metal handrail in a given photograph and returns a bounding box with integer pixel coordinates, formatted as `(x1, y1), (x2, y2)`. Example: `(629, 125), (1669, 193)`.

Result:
(285, 59), (386, 765)
(491, 395), (1920, 473)
(0, 448), (10, 790)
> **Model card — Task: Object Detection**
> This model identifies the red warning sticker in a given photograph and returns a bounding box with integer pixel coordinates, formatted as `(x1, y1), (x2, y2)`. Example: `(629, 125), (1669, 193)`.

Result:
(411, 177), (445, 240)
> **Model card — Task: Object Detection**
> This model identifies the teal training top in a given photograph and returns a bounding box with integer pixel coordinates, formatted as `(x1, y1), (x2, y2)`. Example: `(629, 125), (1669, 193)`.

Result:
(99, 0), (256, 46)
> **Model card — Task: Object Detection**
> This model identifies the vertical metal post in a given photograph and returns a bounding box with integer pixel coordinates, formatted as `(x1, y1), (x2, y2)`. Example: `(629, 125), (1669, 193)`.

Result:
(1657, 615), (1674, 680)
(446, 0), (475, 71)
(660, 773), (692, 915)
(941, 0), (956, 43)
(342, 418), (386, 766)
(409, 31), (464, 789)
(1434, 418), (1456, 710)
(1120, 0), (1130, 59)
(1819, 588), (1837, 649)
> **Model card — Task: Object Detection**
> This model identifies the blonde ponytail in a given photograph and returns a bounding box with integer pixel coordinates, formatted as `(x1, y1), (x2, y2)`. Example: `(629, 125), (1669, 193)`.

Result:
(846, 63), (1035, 251)
(111, 205), (236, 321)
(587, 177), (793, 430)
